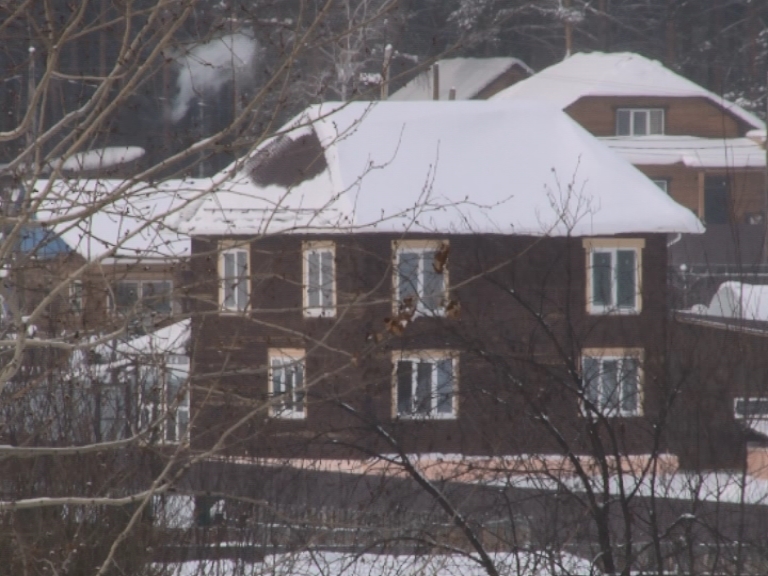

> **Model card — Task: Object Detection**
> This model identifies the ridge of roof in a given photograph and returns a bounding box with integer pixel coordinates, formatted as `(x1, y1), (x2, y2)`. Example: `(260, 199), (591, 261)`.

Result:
(492, 52), (765, 131)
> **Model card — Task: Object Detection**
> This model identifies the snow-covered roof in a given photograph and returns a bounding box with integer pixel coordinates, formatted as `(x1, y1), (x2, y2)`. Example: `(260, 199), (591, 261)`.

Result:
(48, 146), (145, 173)
(601, 136), (766, 168)
(492, 52), (765, 131)
(33, 178), (212, 262)
(694, 282), (768, 321)
(388, 57), (532, 101)
(178, 100), (703, 237)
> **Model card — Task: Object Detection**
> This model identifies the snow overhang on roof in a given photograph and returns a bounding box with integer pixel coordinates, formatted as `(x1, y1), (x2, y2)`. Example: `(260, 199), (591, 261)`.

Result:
(32, 178), (214, 262)
(492, 52), (765, 132)
(601, 136), (766, 169)
(178, 100), (704, 237)
(389, 57), (533, 101)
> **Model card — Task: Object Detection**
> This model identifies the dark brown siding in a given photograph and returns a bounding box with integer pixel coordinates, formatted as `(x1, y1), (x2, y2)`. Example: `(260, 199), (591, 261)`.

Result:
(566, 96), (748, 138)
(636, 165), (764, 223)
(190, 233), (674, 462)
(668, 315), (768, 470)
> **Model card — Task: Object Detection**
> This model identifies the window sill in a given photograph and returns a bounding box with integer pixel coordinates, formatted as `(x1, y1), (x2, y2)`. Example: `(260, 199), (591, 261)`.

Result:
(270, 412), (306, 420)
(303, 308), (336, 319)
(587, 306), (640, 316)
(396, 413), (456, 421)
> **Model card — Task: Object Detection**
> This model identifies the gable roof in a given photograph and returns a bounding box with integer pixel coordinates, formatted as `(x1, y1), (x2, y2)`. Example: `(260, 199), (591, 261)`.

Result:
(492, 52), (765, 131)
(389, 57), (532, 101)
(178, 100), (703, 237)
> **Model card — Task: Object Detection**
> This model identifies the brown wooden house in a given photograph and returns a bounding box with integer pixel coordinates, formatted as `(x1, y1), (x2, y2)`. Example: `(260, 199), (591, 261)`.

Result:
(492, 52), (768, 280)
(178, 100), (708, 471)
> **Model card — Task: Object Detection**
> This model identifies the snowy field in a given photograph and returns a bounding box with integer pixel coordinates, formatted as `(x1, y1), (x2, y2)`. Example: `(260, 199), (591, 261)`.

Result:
(155, 551), (595, 576)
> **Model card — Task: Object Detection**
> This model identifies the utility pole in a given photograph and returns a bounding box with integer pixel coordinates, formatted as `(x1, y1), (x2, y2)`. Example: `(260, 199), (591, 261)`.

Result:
(564, 0), (573, 58)
(380, 44), (393, 100)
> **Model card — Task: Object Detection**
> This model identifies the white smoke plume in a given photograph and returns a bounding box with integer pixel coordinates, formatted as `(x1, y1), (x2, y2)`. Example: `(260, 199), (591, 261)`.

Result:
(170, 32), (261, 123)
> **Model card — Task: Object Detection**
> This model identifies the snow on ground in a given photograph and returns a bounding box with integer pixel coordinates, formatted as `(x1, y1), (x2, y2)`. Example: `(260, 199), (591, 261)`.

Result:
(688, 281), (768, 322)
(160, 550), (595, 576)
(492, 52), (764, 131)
(178, 100), (703, 238)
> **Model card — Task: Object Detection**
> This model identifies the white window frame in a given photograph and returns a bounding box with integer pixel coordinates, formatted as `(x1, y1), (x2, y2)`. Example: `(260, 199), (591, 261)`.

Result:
(583, 238), (644, 315)
(268, 349), (306, 419)
(616, 108), (665, 136)
(581, 348), (643, 417)
(218, 241), (250, 313)
(392, 350), (458, 419)
(734, 397), (768, 420)
(303, 241), (336, 318)
(393, 240), (449, 316)
(136, 359), (191, 445)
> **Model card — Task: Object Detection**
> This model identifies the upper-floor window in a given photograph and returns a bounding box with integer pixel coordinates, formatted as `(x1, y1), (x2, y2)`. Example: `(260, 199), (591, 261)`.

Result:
(394, 240), (449, 316)
(269, 349), (306, 419)
(114, 280), (172, 316)
(616, 108), (664, 136)
(651, 179), (669, 193)
(303, 241), (335, 317)
(219, 243), (249, 312)
(583, 239), (644, 315)
(394, 351), (457, 419)
(582, 349), (642, 417)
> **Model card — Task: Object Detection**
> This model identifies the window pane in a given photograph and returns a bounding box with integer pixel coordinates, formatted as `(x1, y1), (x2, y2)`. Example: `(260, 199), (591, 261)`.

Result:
(294, 363), (304, 412)
(616, 250), (636, 308)
(649, 109), (664, 134)
(177, 409), (189, 441)
(307, 251), (320, 308)
(633, 110), (648, 135)
(602, 360), (619, 414)
(436, 359), (453, 414)
(616, 250), (637, 308)
(397, 361), (412, 415)
(284, 364), (294, 411)
(621, 358), (639, 414)
(143, 281), (172, 314)
(223, 253), (235, 309)
(583, 357), (599, 407)
(115, 282), (139, 313)
(616, 110), (631, 135)
(415, 362), (432, 415)
(320, 250), (334, 308)
(236, 251), (248, 310)
(422, 251), (444, 312)
(398, 252), (419, 303)
(272, 359), (284, 395)
(592, 252), (612, 306)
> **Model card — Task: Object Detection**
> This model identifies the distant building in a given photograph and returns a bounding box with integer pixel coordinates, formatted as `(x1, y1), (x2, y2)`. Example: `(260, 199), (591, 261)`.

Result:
(493, 52), (768, 289)
(389, 57), (532, 101)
